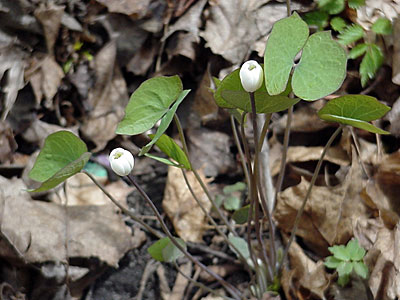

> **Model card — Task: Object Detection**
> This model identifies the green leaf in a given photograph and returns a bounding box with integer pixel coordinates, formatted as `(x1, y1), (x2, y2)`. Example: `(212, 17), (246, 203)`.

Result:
(337, 261), (353, 276)
(144, 153), (181, 167)
(318, 95), (391, 134)
(303, 11), (329, 30)
(139, 89), (190, 155)
(318, 95), (390, 122)
(149, 134), (191, 170)
(223, 182), (246, 194)
(372, 17), (392, 35)
(232, 205), (250, 224)
(228, 234), (250, 260)
(223, 196), (241, 211)
(29, 152), (91, 192)
(116, 76), (183, 135)
(29, 131), (88, 182)
(330, 17), (347, 32)
(338, 24), (364, 45)
(349, 43), (368, 59)
(318, 0), (345, 14)
(346, 239), (366, 261)
(28, 131), (91, 192)
(337, 273), (350, 286)
(217, 69), (300, 112)
(325, 256), (342, 269)
(328, 245), (350, 261)
(264, 12), (309, 95)
(360, 44), (384, 87)
(353, 261), (368, 279)
(348, 0), (366, 9)
(292, 31), (347, 101)
(319, 115), (389, 134)
(148, 237), (186, 262)
(162, 237), (186, 262)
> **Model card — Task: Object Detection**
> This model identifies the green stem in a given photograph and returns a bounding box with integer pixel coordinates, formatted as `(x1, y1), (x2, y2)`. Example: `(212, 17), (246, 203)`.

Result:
(278, 125), (342, 274)
(181, 169), (253, 272)
(230, 115), (251, 188)
(273, 105), (293, 207)
(127, 175), (242, 300)
(249, 92), (274, 282)
(174, 114), (238, 237)
(82, 170), (163, 239)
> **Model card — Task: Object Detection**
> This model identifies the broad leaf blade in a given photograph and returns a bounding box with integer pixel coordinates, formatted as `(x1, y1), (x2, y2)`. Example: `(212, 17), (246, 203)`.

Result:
(149, 134), (191, 170)
(139, 89), (190, 155)
(29, 131), (88, 182)
(162, 237), (186, 262)
(348, 0), (365, 9)
(346, 239), (366, 261)
(228, 234), (250, 260)
(330, 17), (347, 32)
(292, 31), (347, 100)
(319, 115), (389, 134)
(29, 152), (91, 192)
(232, 205), (250, 224)
(328, 245), (350, 261)
(148, 237), (170, 262)
(354, 261), (368, 279)
(116, 76), (183, 135)
(318, 95), (391, 122)
(303, 11), (329, 30)
(325, 256), (342, 269)
(264, 12), (309, 95)
(318, 0), (345, 14)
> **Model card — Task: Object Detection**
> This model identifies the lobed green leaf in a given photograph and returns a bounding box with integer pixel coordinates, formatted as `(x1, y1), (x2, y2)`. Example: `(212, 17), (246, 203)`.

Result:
(349, 43), (368, 59)
(292, 31), (347, 100)
(303, 11), (329, 30)
(325, 256), (342, 269)
(372, 18), (392, 35)
(348, 0), (366, 9)
(328, 245), (350, 261)
(353, 261), (368, 279)
(346, 239), (366, 261)
(148, 237), (186, 262)
(228, 234), (250, 260)
(264, 12), (309, 95)
(330, 16), (347, 32)
(338, 24), (364, 45)
(360, 44), (384, 87)
(318, 0), (345, 14)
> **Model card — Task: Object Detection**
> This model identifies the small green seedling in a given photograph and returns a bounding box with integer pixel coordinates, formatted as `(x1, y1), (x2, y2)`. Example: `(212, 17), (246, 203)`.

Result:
(325, 238), (368, 286)
(215, 182), (246, 211)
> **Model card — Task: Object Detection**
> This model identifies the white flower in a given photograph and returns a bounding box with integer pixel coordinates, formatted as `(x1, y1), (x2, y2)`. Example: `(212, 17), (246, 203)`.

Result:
(239, 60), (264, 93)
(109, 148), (134, 176)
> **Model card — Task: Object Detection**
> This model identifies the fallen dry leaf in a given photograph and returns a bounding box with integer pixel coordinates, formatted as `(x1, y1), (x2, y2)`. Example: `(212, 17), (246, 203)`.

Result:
(275, 148), (370, 254)
(96, 0), (151, 17)
(281, 241), (330, 300)
(200, 1), (301, 64)
(49, 172), (134, 207)
(0, 176), (135, 267)
(187, 127), (237, 177)
(34, 3), (64, 54)
(80, 41), (127, 151)
(163, 167), (211, 242)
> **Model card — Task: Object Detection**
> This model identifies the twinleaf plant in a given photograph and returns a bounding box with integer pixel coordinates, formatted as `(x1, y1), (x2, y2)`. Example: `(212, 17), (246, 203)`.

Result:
(325, 239), (368, 286)
(27, 4), (391, 300)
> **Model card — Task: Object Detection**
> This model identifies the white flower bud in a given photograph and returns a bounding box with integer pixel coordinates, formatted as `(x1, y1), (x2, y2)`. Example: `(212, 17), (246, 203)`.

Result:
(109, 148), (134, 176)
(239, 60), (264, 92)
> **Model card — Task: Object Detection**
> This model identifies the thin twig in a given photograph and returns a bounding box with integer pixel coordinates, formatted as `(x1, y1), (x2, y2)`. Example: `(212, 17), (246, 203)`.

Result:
(350, 127), (371, 179)
(279, 125), (343, 274)
(127, 175), (242, 300)
(82, 170), (164, 239)
(174, 114), (238, 237)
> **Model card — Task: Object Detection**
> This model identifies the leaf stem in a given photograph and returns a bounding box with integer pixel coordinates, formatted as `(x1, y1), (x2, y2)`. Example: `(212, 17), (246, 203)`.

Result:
(173, 114), (238, 237)
(82, 170), (163, 239)
(278, 125), (343, 274)
(126, 174), (242, 300)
